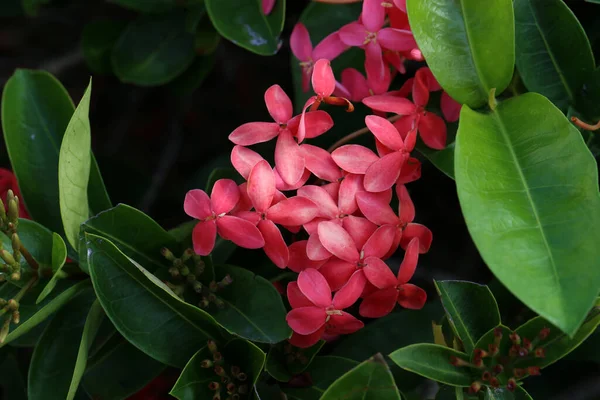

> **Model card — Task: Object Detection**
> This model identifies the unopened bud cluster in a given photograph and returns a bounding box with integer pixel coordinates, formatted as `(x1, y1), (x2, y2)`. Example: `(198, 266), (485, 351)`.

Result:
(0, 189), (20, 235)
(450, 327), (550, 394)
(161, 248), (233, 309)
(0, 190), (25, 283)
(202, 340), (249, 400)
(0, 298), (20, 343)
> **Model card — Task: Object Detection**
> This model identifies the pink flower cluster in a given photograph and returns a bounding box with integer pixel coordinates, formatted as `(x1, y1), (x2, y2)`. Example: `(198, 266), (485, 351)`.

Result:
(184, 0), (460, 348)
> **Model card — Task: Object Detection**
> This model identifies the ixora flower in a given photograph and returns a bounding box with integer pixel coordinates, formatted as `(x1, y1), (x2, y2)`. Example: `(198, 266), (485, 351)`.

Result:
(184, 179), (265, 256)
(286, 268), (365, 348)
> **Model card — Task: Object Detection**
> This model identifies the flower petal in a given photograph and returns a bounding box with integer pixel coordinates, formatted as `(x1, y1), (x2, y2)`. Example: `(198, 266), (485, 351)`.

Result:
(363, 257), (396, 288)
(402, 223), (433, 254)
(287, 281), (314, 308)
(267, 196), (319, 226)
(362, 224), (396, 258)
(356, 191), (398, 225)
(312, 59), (336, 98)
(363, 95), (417, 115)
(287, 307), (327, 335)
(274, 167), (310, 191)
(341, 68), (371, 102)
(317, 221), (359, 263)
(397, 184), (415, 223)
(248, 160), (276, 213)
(412, 68), (430, 108)
(333, 270), (367, 309)
(191, 220), (217, 256)
(441, 91), (461, 122)
(184, 189), (212, 220)
(326, 312), (364, 335)
(288, 111), (334, 140)
(365, 115), (404, 151)
(377, 28), (417, 52)
(393, 0), (407, 12)
(229, 122), (280, 146)
(359, 288), (398, 318)
(313, 31), (349, 61)
(210, 179), (240, 215)
(290, 22), (312, 62)
(338, 173), (363, 215)
(275, 129), (305, 185)
(319, 258), (356, 291)
(301, 144), (342, 182)
(364, 152), (408, 193)
(338, 22), (367, 47)
(289, 327), (325, 348)
(362, 0), (385, 32)
(306, 230), (333, 261)
(216, 216), (265, 249)
(397, 284), (427, 309)
(393, 114), (418, 138)
(331, 145), (379, 174)
(397, 157), (421, 185)
(262, 0), (275, 15)
(297, 185), (339, 219)
(364, 41), (385, 82)
(418, 112), (447, 150)
(265, 84), (293, 124)
(343, 215), (378, 250)
(288, 241), (327, 273)
(298, 268), (332, 308)
(397, 237), (420, 284)
(230, 145), (264, 180)
(258, 220), (289, 268)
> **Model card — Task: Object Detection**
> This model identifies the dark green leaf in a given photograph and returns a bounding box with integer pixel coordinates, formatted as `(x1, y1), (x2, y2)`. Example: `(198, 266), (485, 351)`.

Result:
(83, 336), (165, 400)
(28, 288), (96, 400)
(435, 280), (501, 354)
(514, 0), (594, 111)
(168, 54), (216, 97)
(406, 0), (515, 107)
(108, 0), (177, 13)
(455, 93), (600, 336)
(266, 341), (325, 382)
(205, 264), (290, 344)
(79, 204), (177, 274)
(85, 233), (223, 367)
(81, 20), (129, 75)
(0, 280), (91, 347)
(205, 0), (285, 56)
(320, 353), (401, 400)
(284, 356), (359, 400)
(1, 70), (111, 237)
(21, 0), (49, 16)
(0, 350), (27, 400)
(514, 305), (600, 373)
(470, 325), (512, 362)
(566, 327), (600, 363)
(36, 232), (67, 303)
(170, 338), (266, 400)
(111, 11), (196, 86)
(389, 344), (472, 387)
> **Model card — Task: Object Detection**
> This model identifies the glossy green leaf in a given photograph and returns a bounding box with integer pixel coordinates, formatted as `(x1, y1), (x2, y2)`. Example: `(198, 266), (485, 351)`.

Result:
(168, 54), (216, 97)
(435, 280), (501, 354)
(58, 80), (93, 251)
(205, 0), (285, 56)
(470, 325), (512, 362)
(266, 340), (325, 382)
(284, 356), (359, 400)
(83, 336), (165, 400)
(455, 93), (600, 336)
(406, 0), (515, 107)
(514, 306), (600, 373)
(67, 300), (105, 400)
(485, 386), (533, 400)
(28, 288), (96, 400)
(85, 233), (223, 367)
(79, 204), (177, 274)
(319, 353), (401, 400)
(1, 70), (111, 237)
(170, 338), (266, 400)
(389, 344), (472, 387)
(0, 280), (91, 347)
(0, 350), (27, 400)
(36, 233), (68, 303)
(514, 0), (594, 111)
(111, 11), (196, 86)
(204, 264), (290, 343)
(81, 20), (128, 75)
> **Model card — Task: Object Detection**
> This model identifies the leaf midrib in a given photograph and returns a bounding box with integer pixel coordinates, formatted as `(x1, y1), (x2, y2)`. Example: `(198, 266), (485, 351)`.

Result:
(439, 286), (475, 352)
(459, 0), (490, 99)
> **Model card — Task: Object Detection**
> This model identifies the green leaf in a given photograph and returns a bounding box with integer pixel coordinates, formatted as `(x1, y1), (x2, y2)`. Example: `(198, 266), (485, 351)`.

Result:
(109, 0), (178, 13)
(67, 300), (105, 400)
(58, 80), (93, 251)
(1, 70), (111, 237)
(566, 327), (600, 363)
(0, 350), (27, 400)
(514, 307), (600, 373)
(28, 288), (96, 400)
(434, 280), (501, 354)
(36, 233), (67, 303)
(406, 0), (515, 108)
(79, 204), (177, 274)
(170, 338), (266, 400)
(320, 353), (401, 400)
(21, 0), (49, 16)
(266, 340), (325, 382)
(484, 386), (533, 400)
(454, 92), (600, 335)
(0, 280), (91, 347)
(470, 325), (512, 362)
(514, 0), (595, 111)
(284, 356), (359, 400)
(168, 54), (216, 97)
(83, 336), (166, 399)
(85, 233), (223, 367)
(81, 20), (129, 75)
(389, 344), (472, 387)
(204, 264), (291, 343)
(205, 0), (285, 56)
(111, 11), (196, 86)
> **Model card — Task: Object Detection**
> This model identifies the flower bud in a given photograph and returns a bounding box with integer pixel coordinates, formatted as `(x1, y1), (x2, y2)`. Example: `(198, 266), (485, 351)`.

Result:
(513, 368), (526, 379)
(161, 248), (176, 261)
(538, 327), (550, 340)
(236, 372), (247, 382)
(527, 366), (541, 376)
(7, 299), (18, 311)
(187, 274), (197, 283)
(213, 352), (223, 362)
(449, 356), (470, 367)
(207, 340), (218, 353)
(212, 393), (221, 400)
(237, 385), (248, 394)
(182, 248), (194, 262)
(209, 281), (219, 292)
(214, 298), (225, 309)
(473, 357), (484, 368)
(179, 265), (190, 277)
(493, 364), (504, 375)
(473, 348), (488, 359)
(509, 345), (520, 357)
(0, 198), (6, 223)
(231, 394), (240, 400)
(518, 347), (529, 357)
(12, 310), (19, 324)
(201, 359), (213, 368)
(506, 378), (517, 392)
(489, 377), (500, 388)
(208, 382), (220, 391)
(11, 233), (20, 253)
(509, 332), (521, 345)
(534, 347), (546, 358)
(199, 297), (210, 308)
(1, 250), (15, 266)
(214, 365), (226, 377)
(488, 343), (499, 356)
(482, 371), (491, 381)
(522, 337), (532, 350)
(192, 281), (203, 293)
(468, 381), (482, 394)
(218, 274), (233, 288)
(10, 272), (20, 281)
(168, 266), (180, 277)
(226, 382), (236, 394)
(7, 194), (19, 227)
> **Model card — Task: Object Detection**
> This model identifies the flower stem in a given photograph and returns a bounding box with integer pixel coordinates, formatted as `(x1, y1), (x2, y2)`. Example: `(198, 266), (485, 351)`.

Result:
(571, 116), (600, 131)
(19, 245), (39, 271)
(13, 275), (37, 303)
(327, 114), (401, 152)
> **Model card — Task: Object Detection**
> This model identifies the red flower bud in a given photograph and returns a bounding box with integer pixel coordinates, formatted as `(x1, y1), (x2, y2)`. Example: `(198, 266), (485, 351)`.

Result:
(522, 337), (532, 350)
(513, 368), (526, 379)
(468, 381), (482, 394)
(482, 371), (491, 381)
(509, 332), (521, 345)
(488, 343), (499, 356)
(489, 377), (500, 388)
(539, 327), (550, 340)
(493, 364), (504, 375)
(473, 348), (488, 359)
(518, 347), (529, 357)
(208, 382), (220, 391)
(507, 378), (517, 392)
(527, 366), (541, 376)
(535, 347), (546, 358)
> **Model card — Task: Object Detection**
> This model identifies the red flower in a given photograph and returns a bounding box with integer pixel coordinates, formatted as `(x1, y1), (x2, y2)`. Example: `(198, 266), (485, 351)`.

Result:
(262, 0), (275, 15)
(360, 238), (427, 318)
(334, 67), (391, 102)
(184, 179), (265, 256)
(0, 168), (29, 219)
(286, 268), (364, 348)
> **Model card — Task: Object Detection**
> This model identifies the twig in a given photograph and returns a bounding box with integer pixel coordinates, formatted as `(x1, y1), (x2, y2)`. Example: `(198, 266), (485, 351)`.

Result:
(571, 116), (600, 132)
(327, 114), (401, 152)
(19, 245), (39, 271)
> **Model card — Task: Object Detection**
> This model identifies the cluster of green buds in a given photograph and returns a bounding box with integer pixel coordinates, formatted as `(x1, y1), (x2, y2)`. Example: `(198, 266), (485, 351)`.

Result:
(283, 343), (309, 365)
(0, 189), (20, 235)
(450, 327), (550, 393)
(202, 340), (249, 400)
(0, 232), (23, 282)
(0, 298), (20, 343)
(161, 248), (233, 309)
